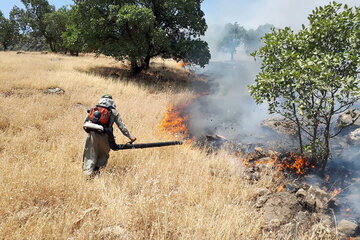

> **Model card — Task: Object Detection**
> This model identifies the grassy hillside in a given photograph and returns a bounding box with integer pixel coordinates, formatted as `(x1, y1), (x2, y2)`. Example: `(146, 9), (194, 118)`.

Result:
(0, 52), (332, 239)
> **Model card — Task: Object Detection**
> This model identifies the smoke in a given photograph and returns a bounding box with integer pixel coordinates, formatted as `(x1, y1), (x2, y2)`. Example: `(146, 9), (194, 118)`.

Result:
(189, 60), (267, 140)
(189, 2), (287, 145)
(336, 145), (360, 215)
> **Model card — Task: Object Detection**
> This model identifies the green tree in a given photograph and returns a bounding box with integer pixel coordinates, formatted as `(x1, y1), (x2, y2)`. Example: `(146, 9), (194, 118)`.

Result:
(21, 0), (56, 51)
(217, 22), (246, 61)
(0, 10), (20, 50)
(249, 2), (360, 170)
(43, 7), (70, 52)
(71, 0), (210, 74)
(61, 8), (84, 56)
(8, 6), (27, 34)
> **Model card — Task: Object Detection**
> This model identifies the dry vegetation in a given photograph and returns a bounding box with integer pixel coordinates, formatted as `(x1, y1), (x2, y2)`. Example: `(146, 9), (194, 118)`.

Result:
(0, 52), (335, 239)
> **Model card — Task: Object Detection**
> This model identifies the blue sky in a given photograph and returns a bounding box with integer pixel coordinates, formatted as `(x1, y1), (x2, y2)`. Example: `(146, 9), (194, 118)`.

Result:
(0, 0), (73, 17)
(1, 0), (359, 29)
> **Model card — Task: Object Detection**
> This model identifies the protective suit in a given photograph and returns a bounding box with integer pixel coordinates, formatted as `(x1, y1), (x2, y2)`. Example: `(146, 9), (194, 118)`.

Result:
(82, 97), (134, 176)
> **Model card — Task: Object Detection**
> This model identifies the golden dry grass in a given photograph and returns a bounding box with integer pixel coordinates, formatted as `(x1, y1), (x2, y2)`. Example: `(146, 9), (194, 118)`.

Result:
(0, 52), (334, 239)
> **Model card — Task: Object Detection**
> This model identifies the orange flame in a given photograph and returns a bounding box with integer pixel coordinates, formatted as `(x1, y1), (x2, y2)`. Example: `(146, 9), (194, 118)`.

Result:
(255, 158), (276, 165)
(239, 152), (312, 177)
(276, 153), (310, 175)
(277, 184), (284, 192)
(160, 104), (189, 136)
(274, 173), (279, 180)
(159, 92), (208, 138)
(330, 188), (341, 197)
(291, 154), (310, 174)
(240, 158), (251, 167)
(325, 175), (330, 182)
(178, 62), (190, 68)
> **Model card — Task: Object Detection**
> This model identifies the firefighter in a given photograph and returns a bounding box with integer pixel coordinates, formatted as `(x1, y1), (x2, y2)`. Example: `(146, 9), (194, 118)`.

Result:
(82, 94), (136, 177)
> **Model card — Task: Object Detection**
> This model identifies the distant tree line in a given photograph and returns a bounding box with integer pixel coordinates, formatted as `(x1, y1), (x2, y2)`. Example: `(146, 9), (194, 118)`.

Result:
(217, 22), (274, 61)
(0, 0), (211, 74)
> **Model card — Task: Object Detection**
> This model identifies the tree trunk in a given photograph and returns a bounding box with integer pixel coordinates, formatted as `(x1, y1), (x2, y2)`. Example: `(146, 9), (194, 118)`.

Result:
(130, 60), (143, 75)
(322, 121), (331, 171)
(296, 123), (303, 154)
(321, 96), (335, 171)
(70, 50), (79, 56)
(143, 55), (151, 70)
(292, 103), (303, 154)
(48, 41), (56, 52)
(2, 43), (8, 51)
(311, 122), (318, 160)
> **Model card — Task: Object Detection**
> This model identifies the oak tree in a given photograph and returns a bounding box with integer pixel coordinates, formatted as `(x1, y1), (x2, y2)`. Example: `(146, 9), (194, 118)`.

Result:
(70, 0), (210, 74)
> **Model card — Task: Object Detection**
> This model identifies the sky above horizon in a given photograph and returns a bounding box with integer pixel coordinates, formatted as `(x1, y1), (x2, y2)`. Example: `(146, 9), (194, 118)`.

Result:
(1, 0), (359, 30)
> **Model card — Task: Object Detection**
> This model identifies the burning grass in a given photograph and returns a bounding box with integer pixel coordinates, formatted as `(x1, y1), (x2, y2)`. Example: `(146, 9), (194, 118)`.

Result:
(159, 96), (315, 176)
(159, 103), (189, 136)
(160, 100), (315, 178)
(159, 91), (208, 140)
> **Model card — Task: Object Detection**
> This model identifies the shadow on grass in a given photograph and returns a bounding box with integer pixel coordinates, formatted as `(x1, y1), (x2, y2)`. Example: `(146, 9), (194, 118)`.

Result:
(77, 62), (209, 94)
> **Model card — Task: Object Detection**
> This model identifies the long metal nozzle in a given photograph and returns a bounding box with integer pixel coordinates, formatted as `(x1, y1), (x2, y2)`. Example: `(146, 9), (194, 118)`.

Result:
(117, 141), (183, 150)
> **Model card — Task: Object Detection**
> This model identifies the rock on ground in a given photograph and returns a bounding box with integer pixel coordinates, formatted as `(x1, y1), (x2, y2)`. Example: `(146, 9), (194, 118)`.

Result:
(349, 128), (360, 145)
(262, 191), (301, 226)
(337, 110), (360, 129)
(100, 225), (128, 239)
(45, 87), (65, 94)
(261, 117), (297, 136)
(337, 219), (360, 237)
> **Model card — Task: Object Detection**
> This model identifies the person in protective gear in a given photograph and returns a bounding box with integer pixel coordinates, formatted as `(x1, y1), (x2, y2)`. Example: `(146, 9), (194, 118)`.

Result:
(82, 94), (136, 177)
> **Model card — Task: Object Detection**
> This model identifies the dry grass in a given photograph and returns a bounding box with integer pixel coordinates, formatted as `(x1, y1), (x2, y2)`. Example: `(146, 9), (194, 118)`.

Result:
(0, 52), (331, 239)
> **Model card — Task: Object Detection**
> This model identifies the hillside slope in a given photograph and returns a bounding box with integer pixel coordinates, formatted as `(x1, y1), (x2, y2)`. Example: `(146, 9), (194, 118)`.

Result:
(0, 52), (335, 239)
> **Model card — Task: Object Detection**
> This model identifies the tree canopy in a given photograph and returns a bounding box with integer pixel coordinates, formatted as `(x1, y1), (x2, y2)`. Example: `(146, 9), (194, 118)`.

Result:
(70, 0), (210, 74)
(249, 2), (360, 170)
(0, 10), (20, 50)
(43, 7), (70, 53)
(61, 7), (84, 56)
(21, 0), (57, 51)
